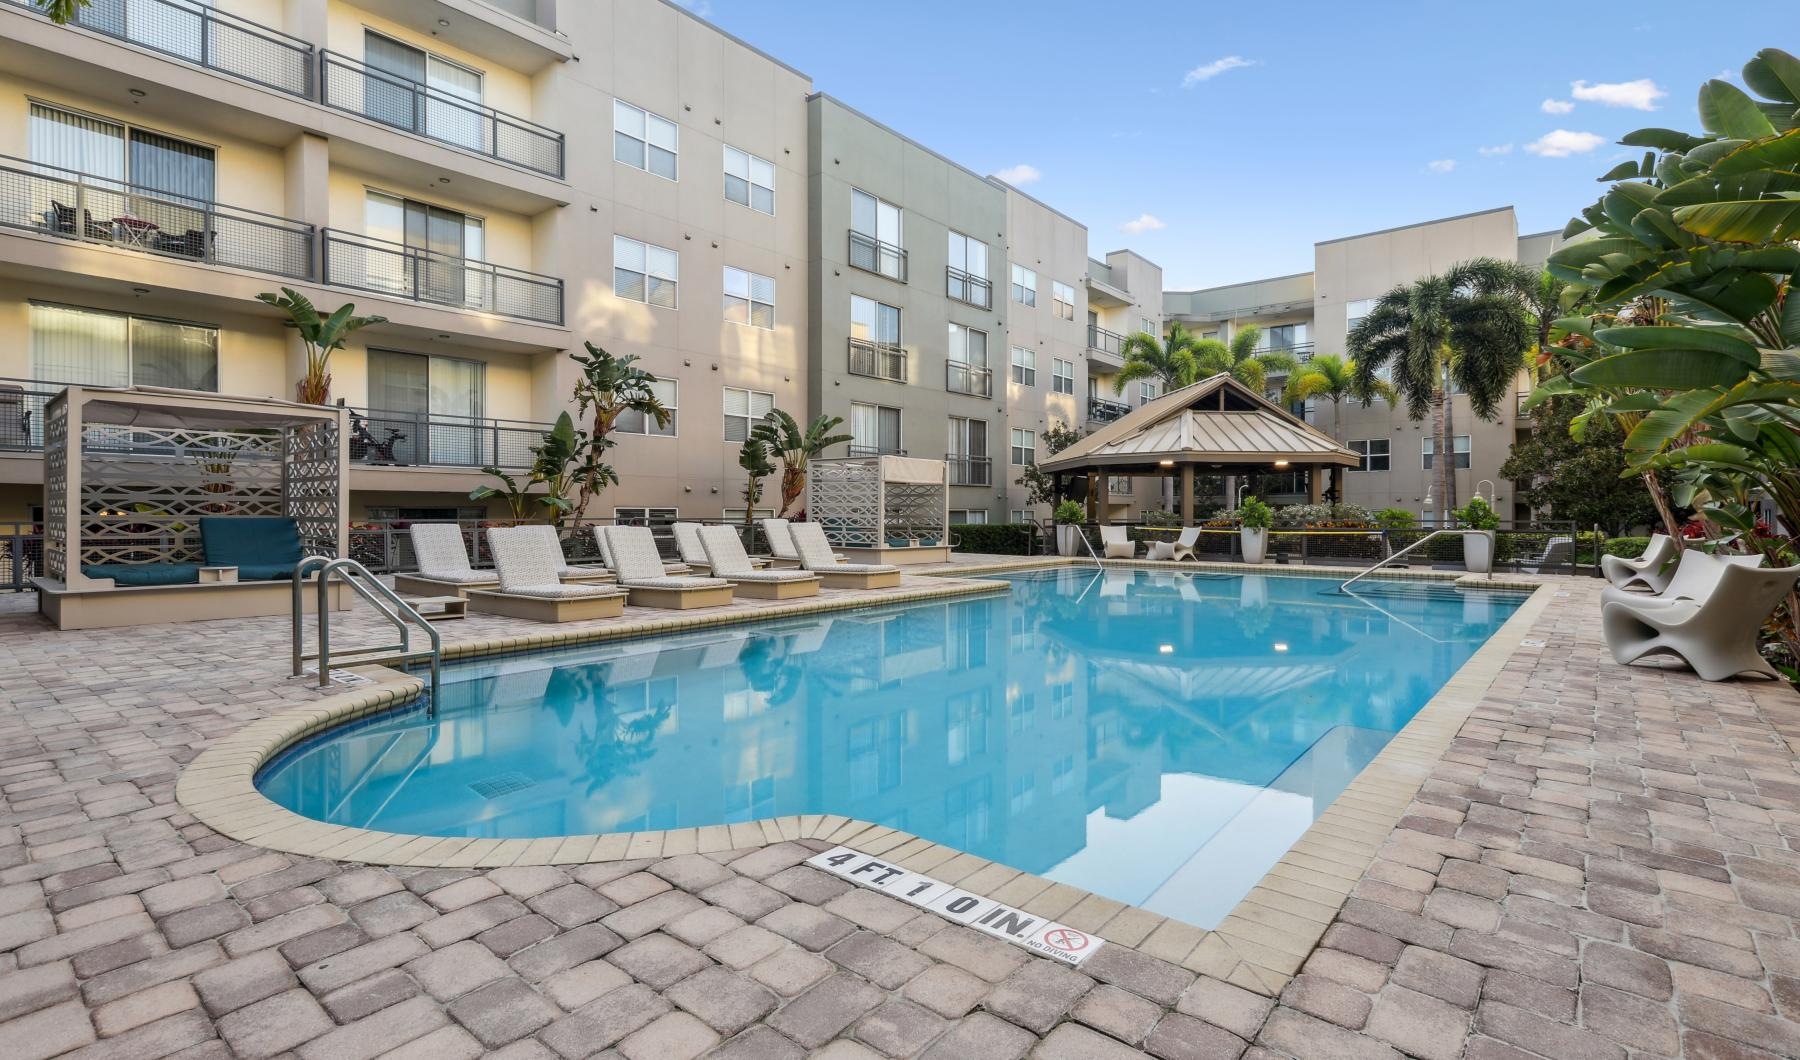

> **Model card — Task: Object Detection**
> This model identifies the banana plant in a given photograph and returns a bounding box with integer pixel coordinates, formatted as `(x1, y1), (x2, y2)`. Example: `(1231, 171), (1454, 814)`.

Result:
(737, 437), (775, 528)
(750, 410), (852, 519)
(256, 288), (386, 405)
(31, 0), (86, 23)
(568, 343), (667, 516)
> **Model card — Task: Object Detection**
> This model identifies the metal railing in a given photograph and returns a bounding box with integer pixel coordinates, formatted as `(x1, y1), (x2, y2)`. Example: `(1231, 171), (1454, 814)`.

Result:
(946, 455), (992, 486)
(848, 231), (906, 282)
(0, 521), (42, 592)
(1257, 341), (1315, 364)
(5, 0), (314, 98)
(1339, 529), (1473, 590)
(847, 444), (905, 457)
(946, 267), (991, 308)
(293, 556), (441, 701)
(1088, 397), (1130, 423)
(945, 361), (992, 398)
(0, 156), (316, 279)
(348, 406), (550, 469)
(322, 229), (564, 325)
(319, 51), (565, 178)
(1087, 324), (1125, 358)
(847, 337), (907, 382)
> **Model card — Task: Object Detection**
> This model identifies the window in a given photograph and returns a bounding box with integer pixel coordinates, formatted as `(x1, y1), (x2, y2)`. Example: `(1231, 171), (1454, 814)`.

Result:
(362, 31), (485, 150)
(364, 190), (486, 305)
(723, 267), (774, 329)
(614, 99), (677, 180)
(722, 145), (773, 214)
(615, 379), (678, 437)
(614, 235), (679, 309)
(30, 302), (218, 392)
(946, 230), (989, 307)
(949, 509), (989, 524)
(1010, 510), (1031, 524)
(723, 387), (774, 443)
(1010, 264), (1036, 306)
(1139, 381), (1158, 404)
(947, 323), (987, 378)
(1349, 439), (1390, 472)
(1010, 427), (1035, 466)
(30, 103), (215, 201)
(850, 402), (901, 455)
(948, 417), (988, 484)
(850, 189), (904, 279)
(1051, 281), (1075, 321)
(1346, 298), (1378, 331)
(1010, 346), (1035, 387)
(850, 296), (904, 380)
(367, 349), (486, 465)
(1422, 435), (1471, 470)
(1142, 317), (1156, 335)
(1052, 358), (1075, 395)
(614, 507), (679, 526)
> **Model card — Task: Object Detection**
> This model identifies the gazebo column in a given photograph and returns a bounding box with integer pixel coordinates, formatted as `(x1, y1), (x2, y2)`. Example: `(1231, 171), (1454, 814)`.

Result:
(1179, 464), (1195, 525)
(1225, 474), (1238, 511)
(1085, 470), (1098, 521)
(1309, 467), (1324, 503)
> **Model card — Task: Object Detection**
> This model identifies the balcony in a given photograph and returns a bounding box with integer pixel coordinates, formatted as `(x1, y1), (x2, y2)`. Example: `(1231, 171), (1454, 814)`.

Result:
(947, 267), (991, 309)
(848, 444), (905, 457)
(945, 361), (993, 398)
(0, 156), (316, 280)
(321, 51), (564, 178)
(349, 407), (549, 469)
(848, 231), (907, 282)
(1088, 397), (1130, 424)
(847, 337), (907, 383)
(1087, 324), (1126, 373)
(322, 229), (563, 325)
(1256, 341), (1315, 371)
(946, 455), (992, 487)
(2, 0), (314, 98)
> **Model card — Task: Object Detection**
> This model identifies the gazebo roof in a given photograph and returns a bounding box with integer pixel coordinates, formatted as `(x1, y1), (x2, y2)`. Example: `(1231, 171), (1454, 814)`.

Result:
(1039, 373), (1358, 472)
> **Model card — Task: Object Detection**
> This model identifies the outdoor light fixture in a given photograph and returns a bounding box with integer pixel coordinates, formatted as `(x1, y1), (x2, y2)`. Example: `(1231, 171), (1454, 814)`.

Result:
(1273, 642), (1289, 652)
(1158, 644), (1174, 654)
(1274, 460), (1290, 468)
(1158, 459), (1175, 467)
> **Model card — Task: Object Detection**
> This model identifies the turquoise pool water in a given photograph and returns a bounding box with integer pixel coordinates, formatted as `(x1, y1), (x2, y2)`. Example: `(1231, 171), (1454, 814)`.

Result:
(258, 568), (1525, 927)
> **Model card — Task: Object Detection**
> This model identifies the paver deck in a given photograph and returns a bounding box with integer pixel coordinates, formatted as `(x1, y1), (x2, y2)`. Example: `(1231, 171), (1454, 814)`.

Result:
(2, 567), (1798, 1058)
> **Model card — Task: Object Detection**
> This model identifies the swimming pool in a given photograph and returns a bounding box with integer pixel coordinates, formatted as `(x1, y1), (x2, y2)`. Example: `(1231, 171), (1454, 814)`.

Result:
(258, 567), (1526, 927)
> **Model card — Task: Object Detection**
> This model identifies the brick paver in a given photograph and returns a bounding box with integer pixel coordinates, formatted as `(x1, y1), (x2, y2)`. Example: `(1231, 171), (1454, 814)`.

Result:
(3, 573), (1799, 1057)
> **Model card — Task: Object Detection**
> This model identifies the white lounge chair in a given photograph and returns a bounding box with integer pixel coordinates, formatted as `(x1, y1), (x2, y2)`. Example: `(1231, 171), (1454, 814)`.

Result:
(1602, 533), (1679, 593)
(466, 527), (628, 622)
(1519, 536), (1574, 575)
(1599, 550), (1764, 609)
(1148, 527), (1201, 562)
(602, 525), (735, 609)
(518, 525), (614, 583)
(673, 522), (770, 574)
(592, 525), (690, 577)
(1098, 524), (1135, 559)
(697, 525), (820, 599)
(759, 518), (806, 568)
(396, 523), (497, 598)
(1603, 562), (1800, 681)
(789, 522), (901, 589)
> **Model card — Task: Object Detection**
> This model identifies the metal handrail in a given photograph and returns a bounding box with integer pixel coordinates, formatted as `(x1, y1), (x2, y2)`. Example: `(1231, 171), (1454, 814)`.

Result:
(292, 556), (441, 703)
(1338, 529), (1482, 591)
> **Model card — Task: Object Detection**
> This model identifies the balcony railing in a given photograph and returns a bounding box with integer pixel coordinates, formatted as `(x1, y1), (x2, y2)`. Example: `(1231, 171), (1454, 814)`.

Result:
(946, 455), (992, 487)
(945, 361), (993, 398)
(349, 407), (552, 469)
(1087, 324), (1125, 358)
(322, 229), (564, 325)
(848, 444), (906, 457)
(0, 156), (316, 279)
(1257, 341), (1315, 367)
(1088, 397), (1130, 424)
(5, 0), (314, 98)
(848, 231), (907, 282)
(847, 337), (907, 382)
(947, 267), (991, 309)
(320, 51), (565, 178)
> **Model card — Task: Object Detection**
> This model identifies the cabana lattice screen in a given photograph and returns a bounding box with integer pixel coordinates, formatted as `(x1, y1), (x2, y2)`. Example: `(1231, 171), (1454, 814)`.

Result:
(809, 456), (948, 548)
(286, 419), (343, 557)
(43, 398), (68, 580)
(79, 425), (286, 569)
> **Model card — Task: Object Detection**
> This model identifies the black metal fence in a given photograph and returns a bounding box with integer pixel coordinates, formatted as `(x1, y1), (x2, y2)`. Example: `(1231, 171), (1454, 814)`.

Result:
(348, 407), (550, 469)
(945, 361), (992, 397)
(1087, 325), (1125, 358)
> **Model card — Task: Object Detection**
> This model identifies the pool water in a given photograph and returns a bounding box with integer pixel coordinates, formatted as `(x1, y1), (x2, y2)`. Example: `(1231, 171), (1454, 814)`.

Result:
(258, 568), (1525, 927)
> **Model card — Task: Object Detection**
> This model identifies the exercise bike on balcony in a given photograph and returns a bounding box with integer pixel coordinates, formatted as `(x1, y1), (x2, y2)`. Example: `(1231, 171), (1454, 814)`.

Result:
(348, 410), (408, 465)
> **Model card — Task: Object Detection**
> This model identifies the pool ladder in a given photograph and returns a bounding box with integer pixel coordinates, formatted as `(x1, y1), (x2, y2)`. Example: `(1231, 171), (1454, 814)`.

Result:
(291, 557), (442, 704)
(1338, 529), (1481, 591)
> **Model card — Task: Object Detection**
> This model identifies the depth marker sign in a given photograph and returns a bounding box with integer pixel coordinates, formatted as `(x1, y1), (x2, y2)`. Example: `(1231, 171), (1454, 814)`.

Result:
(805, 846), (1104, 967)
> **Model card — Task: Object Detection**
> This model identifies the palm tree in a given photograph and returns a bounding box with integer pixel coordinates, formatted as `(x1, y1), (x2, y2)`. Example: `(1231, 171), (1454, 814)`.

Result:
(1191, 325), (1300, 394)
(1113, 321), (1202, 395)
(32, 0), (85, 23)
(568, 343), (669, 515)
(1283, 354), (1396, 439)
(750, 410), (852, 518)
(1349, 258), (1536, 523)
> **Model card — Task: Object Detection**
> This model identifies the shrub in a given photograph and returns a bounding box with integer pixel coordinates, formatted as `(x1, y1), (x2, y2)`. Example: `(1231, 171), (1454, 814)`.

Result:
(1374, 508), (1417, 530)
(1453, 496), (1500, 531)
(951, 523), (1038, 555)
(1053, 500), (1086, 524)
(1238, 496), (1275, 530)
(1274, 502), (1375, 529)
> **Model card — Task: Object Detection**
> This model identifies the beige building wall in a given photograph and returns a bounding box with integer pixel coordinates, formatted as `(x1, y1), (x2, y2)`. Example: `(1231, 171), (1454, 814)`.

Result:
(1000, 184), (1088, 522)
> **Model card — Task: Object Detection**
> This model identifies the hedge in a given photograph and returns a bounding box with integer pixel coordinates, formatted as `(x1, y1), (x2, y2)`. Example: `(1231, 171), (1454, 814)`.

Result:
(951, 523), (1039, 555)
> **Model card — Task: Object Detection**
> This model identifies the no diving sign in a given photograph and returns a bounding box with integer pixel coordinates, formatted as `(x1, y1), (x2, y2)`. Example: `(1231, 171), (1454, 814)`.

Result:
(805, 846), (1105, 967)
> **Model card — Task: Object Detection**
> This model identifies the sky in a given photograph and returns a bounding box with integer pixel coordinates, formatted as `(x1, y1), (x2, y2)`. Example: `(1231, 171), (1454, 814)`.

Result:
(678, 0), (1777, 291)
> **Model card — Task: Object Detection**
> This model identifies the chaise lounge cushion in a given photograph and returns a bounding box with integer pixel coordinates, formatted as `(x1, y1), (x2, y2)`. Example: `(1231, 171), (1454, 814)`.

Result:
(200, 517), (304, 581)
(80, 563), (200, 586)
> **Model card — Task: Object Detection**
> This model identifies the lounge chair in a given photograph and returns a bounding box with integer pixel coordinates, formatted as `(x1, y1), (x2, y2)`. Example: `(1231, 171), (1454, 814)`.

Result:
(602, 525), (735, 609)
(1602, 533), (1679, 593)
(759, 518), (806, 568)
(673, 522), (770, 574)
(1599, 550), (1764, 609)
(1098, 524), (1136, 559)
(593, 525), (691, 577)
(518, 525), (613, 582)
(465, 527), (628, 622)
(697, 525), (820, 599)
(1148, 527), (1201, 562)
(788, 522), (901, 589)
(395, 523), (498, 597)
(1519, 536), (1574, 575)
(1603, 562), (1800, 681)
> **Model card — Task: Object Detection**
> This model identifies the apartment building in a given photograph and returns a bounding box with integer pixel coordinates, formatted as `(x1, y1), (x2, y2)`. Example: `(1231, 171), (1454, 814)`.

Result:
(1164, 207), (1562, 522)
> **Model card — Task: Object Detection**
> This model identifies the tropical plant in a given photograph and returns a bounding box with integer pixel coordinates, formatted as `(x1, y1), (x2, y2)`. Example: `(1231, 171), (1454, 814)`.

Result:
(469, 412), (593, 523)
(1349, 258), (1539, 523)
(750, 410), (852, 518)
(1452, 496), (1500, 531)
(31, 0), (85, 23)
(737, 437), (775, 528)
(568, 343), (668, 516)
(1015, 422), (1086, 507)
(1191, 325), (1300, 394)
(469, 467), (538, 522)
(1114, 321), (1203, 394)
(1053, 500), (1086, 524)
(1283, 354), (1396, 437)
(256, 289), (386, 405)
(1374, 507), (1418, 530)
(1498, 396), (1664, 535)
(1237, 496), (1274, 530)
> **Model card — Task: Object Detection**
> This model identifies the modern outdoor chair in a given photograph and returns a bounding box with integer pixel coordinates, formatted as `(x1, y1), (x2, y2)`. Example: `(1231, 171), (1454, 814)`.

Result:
(396, 523), (498, 597)
(759, 518), (806, 567)
(697, 525), (821, 599)
(1519, 536), (1574, 574)
(674, 521), (770, 573)
(1149, 527), (1202, 562)
(1598, 550), (1764, 610)
(1603, 561), (1800, 681)
(601, 525), (735, 609)
(465, 526), (627, 622)
(788, 522), (902, 589)
(517, 525), (613, 582)
(1601, 533), (1679, 593)
(1098, 524), (1136, 559)
(591, 524), (690, 576)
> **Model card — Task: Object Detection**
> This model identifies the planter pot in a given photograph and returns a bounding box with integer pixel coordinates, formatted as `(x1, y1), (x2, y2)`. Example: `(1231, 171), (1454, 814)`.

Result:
(1241, 527), (1268, 565)
(1056, 524), (1082, 557)
(1463, 530), (1495, 575)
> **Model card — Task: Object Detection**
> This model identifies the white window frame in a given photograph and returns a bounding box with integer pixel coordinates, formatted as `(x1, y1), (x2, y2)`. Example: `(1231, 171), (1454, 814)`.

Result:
(723, 266), (775, 329)
(1346, 298), (1377, 332)
(1421, 435), (1471, 470)
(949, 509), (990, 525)
(947, 322), (987, 367)
(1139, 381), (1158, 404)
(1010, 427), (1035, 466)
(1051, 358), (1074, 395)
(723, 386), (774, 443)
(722, 144), (774, 214)
(1010, 509), (1031, 524)
(614, 379), (679, 437)
(614, 99), (678, 180)
(1010, 263), (1036, 306)
(614, 235), (679, 309)
(1349, 438), (1390, 472)
(1051, 281), (1075, 321)
(614, 506), (679, 525)
(1010, 346), (1035, 387)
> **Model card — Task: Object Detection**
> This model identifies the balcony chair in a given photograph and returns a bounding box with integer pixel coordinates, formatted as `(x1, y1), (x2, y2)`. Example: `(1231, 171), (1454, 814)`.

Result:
(1148, 527), (1202, 562)
(1601, 533), (1679, 593)
(1098, 524), (1136, 559)
(592, 524), (690, 576)
(672, 521), (769, 574)
(1603, 561), (1800, 681)
(788, 522), (901, 589)
(600, 525), (734, 609)
(696, 525), (820, 600)
(1599, 550), (1764, 610)
(465, 527), (627, 622)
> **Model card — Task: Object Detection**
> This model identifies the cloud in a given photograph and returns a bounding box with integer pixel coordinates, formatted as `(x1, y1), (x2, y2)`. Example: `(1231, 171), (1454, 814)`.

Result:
(1182, 56), (1254, 87)
(1524, 130), (1606, 157)
(1120, 213), (1167, 235)
(1426, 158), (1456, 173)
(1541, 98), (1575, 114)
(993, 164), (1041, 186)
(1478, 143), (1514, 156)
(1570, 78), (1665, 110)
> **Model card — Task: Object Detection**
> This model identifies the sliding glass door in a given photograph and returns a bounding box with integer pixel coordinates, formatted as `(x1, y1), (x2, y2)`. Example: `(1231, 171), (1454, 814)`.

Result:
(367, 350), (485, 466)
(364, 31), (485, 152)
(365, 192), (485, 307)
(27, 104), (215, 257)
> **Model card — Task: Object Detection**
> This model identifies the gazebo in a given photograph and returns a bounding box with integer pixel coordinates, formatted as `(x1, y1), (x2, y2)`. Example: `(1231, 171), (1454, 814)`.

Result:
(1037, 374), (1358, 523)
(807, 455), (950, 564)
(35, 386), (350, 630)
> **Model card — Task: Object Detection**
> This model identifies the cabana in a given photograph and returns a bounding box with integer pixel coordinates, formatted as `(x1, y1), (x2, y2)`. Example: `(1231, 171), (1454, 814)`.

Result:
(807, 455), (950, 565)
(34, 386), (350, 630)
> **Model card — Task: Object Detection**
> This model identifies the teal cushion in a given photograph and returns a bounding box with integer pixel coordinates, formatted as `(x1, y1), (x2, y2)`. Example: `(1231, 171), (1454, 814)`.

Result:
(201, 517), (303, 575)
(235, 564), (296, 582)
(81, 563), (200, 586)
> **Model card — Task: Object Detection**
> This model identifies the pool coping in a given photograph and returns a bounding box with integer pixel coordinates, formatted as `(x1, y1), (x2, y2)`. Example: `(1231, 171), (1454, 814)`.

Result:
(175, 559), (1556, 996)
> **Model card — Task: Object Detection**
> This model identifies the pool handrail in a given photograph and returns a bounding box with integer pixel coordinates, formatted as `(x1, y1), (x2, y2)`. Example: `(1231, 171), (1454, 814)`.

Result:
(1338, 529), (1481, 591)
(291, 555), (442, 704)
